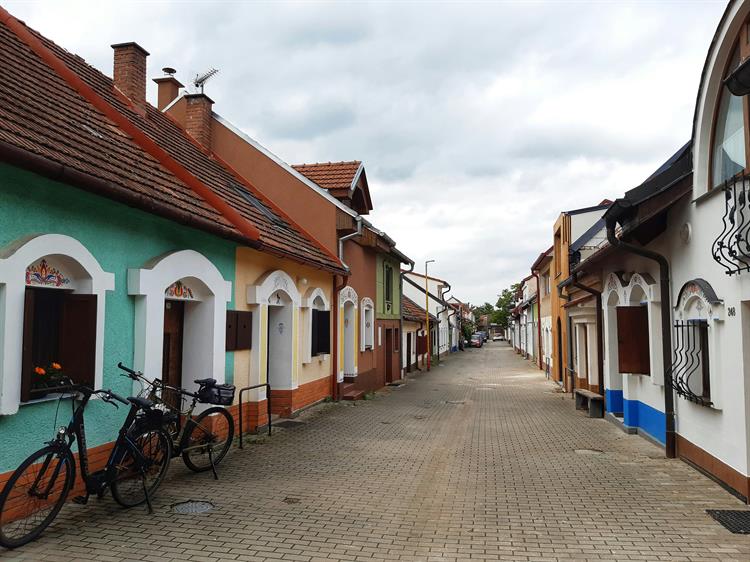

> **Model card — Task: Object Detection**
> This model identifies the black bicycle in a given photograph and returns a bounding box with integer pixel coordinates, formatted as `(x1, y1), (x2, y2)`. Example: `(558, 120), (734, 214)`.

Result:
(118, 363), (235, 479)
(0, 384), (172, 549)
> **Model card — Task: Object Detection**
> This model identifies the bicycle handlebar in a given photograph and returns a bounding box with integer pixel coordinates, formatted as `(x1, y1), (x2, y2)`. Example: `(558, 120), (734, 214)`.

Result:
(117, 362), (139, 378)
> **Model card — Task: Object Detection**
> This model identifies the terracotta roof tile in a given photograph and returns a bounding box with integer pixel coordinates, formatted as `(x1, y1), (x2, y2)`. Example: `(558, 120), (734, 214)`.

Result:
(292, 161), (361, 193)
(402, 295), (435, 322)
(0, 16), (345, 274)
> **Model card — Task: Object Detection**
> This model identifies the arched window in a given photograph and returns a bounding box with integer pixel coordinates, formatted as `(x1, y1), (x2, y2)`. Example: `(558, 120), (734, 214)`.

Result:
(712, 45), (746, 187)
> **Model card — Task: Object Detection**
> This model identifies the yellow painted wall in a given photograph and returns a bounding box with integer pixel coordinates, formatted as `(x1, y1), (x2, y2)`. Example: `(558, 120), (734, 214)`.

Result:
(233, 247), (334, 391)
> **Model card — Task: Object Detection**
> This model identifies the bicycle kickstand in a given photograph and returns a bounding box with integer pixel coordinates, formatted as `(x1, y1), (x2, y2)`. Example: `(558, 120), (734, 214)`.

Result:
(208, 447), (219, 481)
(141, 473), (154, 514)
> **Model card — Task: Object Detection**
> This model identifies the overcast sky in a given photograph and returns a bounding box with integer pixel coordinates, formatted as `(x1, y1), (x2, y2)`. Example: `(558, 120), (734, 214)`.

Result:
(6, 0), (728, 305)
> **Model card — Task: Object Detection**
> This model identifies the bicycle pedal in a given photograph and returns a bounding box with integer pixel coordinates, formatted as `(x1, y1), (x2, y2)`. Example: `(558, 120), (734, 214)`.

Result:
(72, 495), (89, 505)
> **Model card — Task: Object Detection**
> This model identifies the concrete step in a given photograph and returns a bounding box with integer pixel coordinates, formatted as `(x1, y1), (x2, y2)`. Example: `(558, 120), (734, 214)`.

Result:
(342, 389), (365, 401)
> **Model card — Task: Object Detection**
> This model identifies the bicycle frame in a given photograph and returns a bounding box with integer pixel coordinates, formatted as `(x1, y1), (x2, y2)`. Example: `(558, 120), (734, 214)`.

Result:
(50, 389), (156, 502)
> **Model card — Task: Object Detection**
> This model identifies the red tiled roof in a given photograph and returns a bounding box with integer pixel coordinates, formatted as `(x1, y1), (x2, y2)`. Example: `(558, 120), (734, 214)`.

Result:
(292, 161), (361, 193)
(0, 11), (345, 274)
(402, 295), (436, 322)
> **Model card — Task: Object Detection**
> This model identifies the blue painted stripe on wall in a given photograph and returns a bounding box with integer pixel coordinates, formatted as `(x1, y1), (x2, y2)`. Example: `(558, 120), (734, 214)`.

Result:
(623, 398), (665, 444)
(605, 389), (623, 415)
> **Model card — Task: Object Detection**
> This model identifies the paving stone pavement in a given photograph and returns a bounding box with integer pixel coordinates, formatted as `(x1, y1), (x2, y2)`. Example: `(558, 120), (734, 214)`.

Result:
(4, 344), (750, 561)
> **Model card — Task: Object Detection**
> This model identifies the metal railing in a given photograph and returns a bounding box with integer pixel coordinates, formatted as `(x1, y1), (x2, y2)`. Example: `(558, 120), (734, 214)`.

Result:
(712, 172), (750, 275)
(238, 383), (272, 449)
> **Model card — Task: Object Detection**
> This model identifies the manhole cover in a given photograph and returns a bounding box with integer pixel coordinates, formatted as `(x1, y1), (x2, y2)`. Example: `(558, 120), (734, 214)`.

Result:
(380, 420), (393, 424)
(574, 449), (604, 455)
(414, 415), (426, 420)
(445, 400), (465, 405)
(387, 381), (405, 387)
(707, 510), (750, 533)
(172, 500), (214, 514)
(274, 419), (306, 429)
(283, 497), (301, 504)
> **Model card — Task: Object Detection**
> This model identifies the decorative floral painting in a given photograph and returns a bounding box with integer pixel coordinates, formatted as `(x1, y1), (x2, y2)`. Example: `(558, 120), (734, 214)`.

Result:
(25, 259), (70, 287)
(165, 280), (195, 300)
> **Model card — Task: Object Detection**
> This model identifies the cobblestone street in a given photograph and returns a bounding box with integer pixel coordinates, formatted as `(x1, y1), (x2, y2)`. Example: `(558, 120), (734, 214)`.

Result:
(6, 344), (750, 562)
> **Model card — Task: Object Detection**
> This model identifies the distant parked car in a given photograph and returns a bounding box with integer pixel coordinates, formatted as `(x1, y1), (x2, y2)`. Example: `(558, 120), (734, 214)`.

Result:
(492, 334), (504, 341)
(470, 334), (483, 348)
(476, 331), (488, 343)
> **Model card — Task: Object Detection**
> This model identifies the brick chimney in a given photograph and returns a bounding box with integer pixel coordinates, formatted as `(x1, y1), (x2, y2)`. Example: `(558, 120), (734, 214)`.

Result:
(111, 42), (149, 109)
(153, 74), (184, 111)
(185, 93), (214, 148)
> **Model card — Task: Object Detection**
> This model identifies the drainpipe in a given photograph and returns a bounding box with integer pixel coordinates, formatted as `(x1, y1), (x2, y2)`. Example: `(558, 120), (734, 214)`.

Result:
(605, 205), (676, 458)
(436, 282), (452, 361)
(332, 217), (362, 398)
(532, 271), (543, 369)
(399, 259), (415, 377)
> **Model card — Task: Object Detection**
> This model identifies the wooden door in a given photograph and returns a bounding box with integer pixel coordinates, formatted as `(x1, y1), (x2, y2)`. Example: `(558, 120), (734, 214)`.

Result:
(385, 328), (394, 382)
(406, 333), (412, 373)
(616, 306), (650, 374)
(162, 300), (185, 407)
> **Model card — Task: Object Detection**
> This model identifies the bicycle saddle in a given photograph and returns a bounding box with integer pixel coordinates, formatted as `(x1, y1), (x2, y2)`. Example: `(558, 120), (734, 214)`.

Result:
(194, 378), (216, 386)
(127, 396), (154, 410)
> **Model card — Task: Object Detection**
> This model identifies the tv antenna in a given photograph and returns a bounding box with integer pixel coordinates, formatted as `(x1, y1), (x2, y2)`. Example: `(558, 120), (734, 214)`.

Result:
(193, 68), (219, 93)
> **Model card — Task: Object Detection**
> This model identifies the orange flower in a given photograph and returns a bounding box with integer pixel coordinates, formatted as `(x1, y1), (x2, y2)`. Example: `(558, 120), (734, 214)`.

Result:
(51, 362), (62, 370)
(34, 367), (46, 376)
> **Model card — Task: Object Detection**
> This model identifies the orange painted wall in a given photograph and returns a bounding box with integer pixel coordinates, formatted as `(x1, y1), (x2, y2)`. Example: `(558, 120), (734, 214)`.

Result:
(344, 238), (378, 375)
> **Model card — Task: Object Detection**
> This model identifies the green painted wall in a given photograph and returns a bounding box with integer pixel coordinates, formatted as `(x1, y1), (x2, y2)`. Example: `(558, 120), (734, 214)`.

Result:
(375, 255), (401, 320)
(0, 164), (236, 472)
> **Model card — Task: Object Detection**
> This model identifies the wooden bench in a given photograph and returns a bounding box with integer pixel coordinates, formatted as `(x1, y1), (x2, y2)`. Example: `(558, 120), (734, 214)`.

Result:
(574, 389), (604, 418)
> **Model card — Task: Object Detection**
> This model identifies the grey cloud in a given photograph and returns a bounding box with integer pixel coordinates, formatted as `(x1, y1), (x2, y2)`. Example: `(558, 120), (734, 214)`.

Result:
(4, 0), (727, 303)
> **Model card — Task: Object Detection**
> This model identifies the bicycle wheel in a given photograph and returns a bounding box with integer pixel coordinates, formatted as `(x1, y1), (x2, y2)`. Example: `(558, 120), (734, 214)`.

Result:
(0, 445), (74, 549)
(111, 428), (171, 508)
(181, 407), (234, 472)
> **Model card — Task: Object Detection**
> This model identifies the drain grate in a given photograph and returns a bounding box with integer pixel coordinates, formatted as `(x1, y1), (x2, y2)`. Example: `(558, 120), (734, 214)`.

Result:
(283, 497), (301, 504)
(274, 419), (306, 429)
(172, 500), (214, 514)
(707, 510), (750, 534)
(574, 448), (604, 455)
(445, 400), (465, 405)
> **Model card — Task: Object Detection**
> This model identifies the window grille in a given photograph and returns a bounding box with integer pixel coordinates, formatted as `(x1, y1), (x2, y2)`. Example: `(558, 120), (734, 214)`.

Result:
(711, 172), (750, 275)
(670, 319), (711, 406)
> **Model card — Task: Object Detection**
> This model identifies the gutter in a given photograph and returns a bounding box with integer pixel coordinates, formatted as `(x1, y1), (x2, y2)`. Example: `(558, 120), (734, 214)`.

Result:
(0, 141), (257, 248)
(605, 199), (676, 458)
(556, 279), (574, 394)
(338, 217), (363, 270)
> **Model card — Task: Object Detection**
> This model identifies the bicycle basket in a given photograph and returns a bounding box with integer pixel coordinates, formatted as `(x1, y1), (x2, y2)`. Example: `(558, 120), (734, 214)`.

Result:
(198, 384), (235, 406)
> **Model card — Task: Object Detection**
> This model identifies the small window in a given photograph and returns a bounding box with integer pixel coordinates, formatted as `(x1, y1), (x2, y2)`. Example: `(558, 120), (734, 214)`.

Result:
(671, 320), (711, 405)
(394, 328), (400, 352)
(384, 263), (393, 306)
(712, 46), (746, 187)
(363, 306), (374, 349)
(22, 288), (97, 401)
(311, 309), (331, 356)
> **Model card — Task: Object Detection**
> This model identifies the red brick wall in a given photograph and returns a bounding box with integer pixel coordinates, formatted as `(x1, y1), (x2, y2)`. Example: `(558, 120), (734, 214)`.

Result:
(268, 377), (331, 418)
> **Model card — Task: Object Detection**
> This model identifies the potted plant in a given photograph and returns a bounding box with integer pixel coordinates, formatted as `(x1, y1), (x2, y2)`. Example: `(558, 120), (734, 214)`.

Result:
(30, 362), (66, 398)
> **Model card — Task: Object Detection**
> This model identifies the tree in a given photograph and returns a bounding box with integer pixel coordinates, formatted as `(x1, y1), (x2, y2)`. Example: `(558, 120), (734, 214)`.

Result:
(493, 284), (519, 330)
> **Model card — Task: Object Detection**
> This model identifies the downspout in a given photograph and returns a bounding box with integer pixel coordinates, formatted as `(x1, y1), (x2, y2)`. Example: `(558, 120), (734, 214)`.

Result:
(605, 205), (676, 458)
(436, 282), (452, 360)
(332, 217), (362, 399)
(532, 271), (543, 369)
(569, 273), (605, 404)
(400, 259), (415, 377)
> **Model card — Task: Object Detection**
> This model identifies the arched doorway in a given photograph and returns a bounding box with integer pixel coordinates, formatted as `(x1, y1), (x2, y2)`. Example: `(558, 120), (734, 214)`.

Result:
(267, 288), (294, 390)
(338, 286), (358, 380)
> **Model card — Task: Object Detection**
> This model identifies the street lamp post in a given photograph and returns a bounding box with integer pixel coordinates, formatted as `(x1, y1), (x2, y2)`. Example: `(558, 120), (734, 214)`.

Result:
(425, 259), (435, 371)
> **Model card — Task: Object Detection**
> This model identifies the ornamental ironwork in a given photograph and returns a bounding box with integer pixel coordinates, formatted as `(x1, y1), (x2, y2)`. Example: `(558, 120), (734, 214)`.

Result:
(712, 173), (750, 275)
(668, 319), (712, 407)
